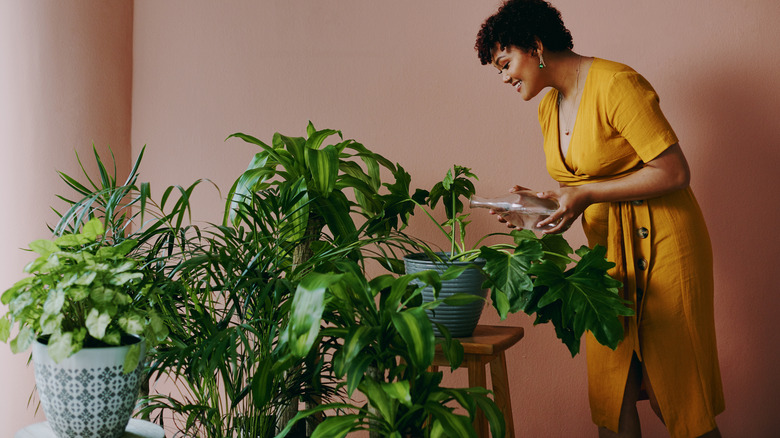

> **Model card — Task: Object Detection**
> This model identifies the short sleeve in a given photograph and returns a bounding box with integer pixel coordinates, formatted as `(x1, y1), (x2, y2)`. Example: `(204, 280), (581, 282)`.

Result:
(606, 71), (678, 162)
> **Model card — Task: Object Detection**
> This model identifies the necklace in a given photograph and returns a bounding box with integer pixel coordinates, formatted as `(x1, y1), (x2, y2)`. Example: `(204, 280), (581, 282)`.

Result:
(558, 57), (583, 136)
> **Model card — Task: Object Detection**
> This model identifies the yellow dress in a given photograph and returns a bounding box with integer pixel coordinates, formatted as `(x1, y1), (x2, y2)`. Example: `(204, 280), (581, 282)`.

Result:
(538, 58), (725, 437)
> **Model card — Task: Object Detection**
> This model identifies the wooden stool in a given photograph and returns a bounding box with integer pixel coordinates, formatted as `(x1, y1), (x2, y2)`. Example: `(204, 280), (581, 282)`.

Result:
(432, 325), (524, 438)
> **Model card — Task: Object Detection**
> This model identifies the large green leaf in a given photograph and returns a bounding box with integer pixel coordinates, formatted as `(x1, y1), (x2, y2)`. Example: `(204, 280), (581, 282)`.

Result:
(390, 307), (435, 369)
(479, 240), (543, 318)
(530, 245), (630, 354)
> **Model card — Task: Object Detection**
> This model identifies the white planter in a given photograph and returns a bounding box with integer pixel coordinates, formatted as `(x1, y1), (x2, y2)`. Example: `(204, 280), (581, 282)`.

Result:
(32, 337), (146, 438)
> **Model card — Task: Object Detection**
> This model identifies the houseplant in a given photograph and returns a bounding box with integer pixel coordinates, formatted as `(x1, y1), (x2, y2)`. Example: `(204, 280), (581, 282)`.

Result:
(220, 122), (422, 434)
(0, 144), (210, 437)
(275, 260), (506, 438)
(395, 164), (633, 356)
(0, 217), (169, 438)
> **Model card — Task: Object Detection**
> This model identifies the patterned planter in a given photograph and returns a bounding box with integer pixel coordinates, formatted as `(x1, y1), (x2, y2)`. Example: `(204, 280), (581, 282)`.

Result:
(404, 253), (487, 337)
(32, 337), (146, 438)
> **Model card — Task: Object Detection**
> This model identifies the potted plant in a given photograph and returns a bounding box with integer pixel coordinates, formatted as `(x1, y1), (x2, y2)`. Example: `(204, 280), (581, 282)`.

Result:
(395, 164), (633, 356)
(220, 122), (421, 435)
(275, 261), (506, 438)
(400, 165), (493, 338)
(0, 217), (170, 438)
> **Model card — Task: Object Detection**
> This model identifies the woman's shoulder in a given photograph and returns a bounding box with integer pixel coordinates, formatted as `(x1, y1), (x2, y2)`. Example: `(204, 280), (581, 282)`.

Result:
(589, 58), (656, 94)
(590, 58), (640, 80)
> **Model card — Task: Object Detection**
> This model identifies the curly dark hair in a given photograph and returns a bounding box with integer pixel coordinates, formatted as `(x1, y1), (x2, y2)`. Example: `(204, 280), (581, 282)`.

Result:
(475, 0), (573, 65)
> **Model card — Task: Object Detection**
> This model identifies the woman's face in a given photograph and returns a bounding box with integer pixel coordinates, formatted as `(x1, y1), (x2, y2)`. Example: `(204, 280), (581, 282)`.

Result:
(491, 44), (543, 101)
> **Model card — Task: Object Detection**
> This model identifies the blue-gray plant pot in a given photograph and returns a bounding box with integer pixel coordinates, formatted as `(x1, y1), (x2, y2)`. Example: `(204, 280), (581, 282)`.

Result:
(403, 252), (487, 338)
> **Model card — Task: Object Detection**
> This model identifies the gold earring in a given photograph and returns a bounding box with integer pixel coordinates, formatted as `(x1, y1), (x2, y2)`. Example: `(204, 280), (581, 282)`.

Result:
(539, 53), (546, 69)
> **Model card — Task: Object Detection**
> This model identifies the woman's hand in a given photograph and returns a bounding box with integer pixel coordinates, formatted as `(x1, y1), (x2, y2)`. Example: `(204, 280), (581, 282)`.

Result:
(536, 186), (592, 234)
(491, 185), (530, 228)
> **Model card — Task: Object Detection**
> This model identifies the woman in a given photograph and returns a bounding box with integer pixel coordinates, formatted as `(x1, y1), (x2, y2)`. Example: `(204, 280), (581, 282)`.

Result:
(474, 1), (725, 437)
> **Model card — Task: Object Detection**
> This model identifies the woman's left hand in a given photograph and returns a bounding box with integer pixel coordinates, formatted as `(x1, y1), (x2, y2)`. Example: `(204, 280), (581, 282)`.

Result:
(535, 186), (592, 234)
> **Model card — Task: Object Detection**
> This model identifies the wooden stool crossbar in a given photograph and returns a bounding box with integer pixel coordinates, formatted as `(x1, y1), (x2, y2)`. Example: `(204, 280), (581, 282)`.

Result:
(432, 325), (524, 438)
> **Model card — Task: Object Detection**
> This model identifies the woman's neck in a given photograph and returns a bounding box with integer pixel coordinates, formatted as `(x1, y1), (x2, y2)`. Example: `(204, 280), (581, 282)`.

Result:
(546, 51), (587, 99)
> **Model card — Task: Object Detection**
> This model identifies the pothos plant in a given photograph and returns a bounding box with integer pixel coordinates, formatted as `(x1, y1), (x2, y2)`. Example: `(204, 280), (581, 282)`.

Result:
(0, 218), (169, 372)
(389, 164), (633, 356)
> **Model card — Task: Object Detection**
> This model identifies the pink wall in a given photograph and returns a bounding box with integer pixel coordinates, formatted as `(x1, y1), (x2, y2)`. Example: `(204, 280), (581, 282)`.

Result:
(0, 1), (133, 435)
(2, 0), (779, 436)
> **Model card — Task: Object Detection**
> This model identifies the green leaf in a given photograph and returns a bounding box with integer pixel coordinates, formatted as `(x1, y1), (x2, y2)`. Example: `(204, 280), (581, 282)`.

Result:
(0, 317), (10, 342)
(480, 242), (542, 316)
(306, 144), (339, 196)
(86, 308), (112, 339)
(359, 379), (396, 423)
(10, 326), (34, 353)
(530, 245), (630, 354)
(82, 217), (104, 240)
(310, 415), (360, 438)
(251, 357), (274, 409)
(473, 393), (507, 438)
(123, 342), (141, 374)
(118, 314), (144, 335)
(286, 272), (343, 357)
(382, 380), (412, 407)
(345, 353), (373, 397)
(427, 405), (477, 438)
(47, 331), (74, 363)
(391, 307), (435, 369)
(28, 239), (59, 258)
(336, 326), (375, 378)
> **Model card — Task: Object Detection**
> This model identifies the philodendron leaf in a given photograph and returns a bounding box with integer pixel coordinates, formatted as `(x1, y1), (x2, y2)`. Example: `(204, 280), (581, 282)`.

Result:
(530, 245), (630, 353)
(479, 240), (543, 317)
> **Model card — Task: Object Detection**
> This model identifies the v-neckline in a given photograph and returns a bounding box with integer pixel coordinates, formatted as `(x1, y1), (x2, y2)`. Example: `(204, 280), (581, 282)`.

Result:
(555, 57), (595, 174)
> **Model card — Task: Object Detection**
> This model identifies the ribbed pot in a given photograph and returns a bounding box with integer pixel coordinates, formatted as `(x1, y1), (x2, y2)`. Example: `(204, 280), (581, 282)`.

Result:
(404, 253), (487, 338)
(32, 336), (146, 438)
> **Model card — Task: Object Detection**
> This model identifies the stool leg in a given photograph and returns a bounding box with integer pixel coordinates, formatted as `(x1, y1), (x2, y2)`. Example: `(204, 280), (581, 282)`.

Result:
(466, 355), (488, 437)
(489, 352), (515, 438)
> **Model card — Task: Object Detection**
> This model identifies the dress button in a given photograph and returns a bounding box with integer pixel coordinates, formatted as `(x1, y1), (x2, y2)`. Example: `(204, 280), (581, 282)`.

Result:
(631, 200), (644, 206)
(637, 258), (648, 271)
(637, 227), (649, 239)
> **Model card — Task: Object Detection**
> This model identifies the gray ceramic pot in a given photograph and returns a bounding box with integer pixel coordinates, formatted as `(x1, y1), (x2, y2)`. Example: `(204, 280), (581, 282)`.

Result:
(32, 337), (146, 438)
(403, 252), (487, 337)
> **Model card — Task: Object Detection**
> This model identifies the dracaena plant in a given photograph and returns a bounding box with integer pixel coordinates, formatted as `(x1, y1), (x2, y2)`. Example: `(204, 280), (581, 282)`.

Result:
(275, 261), (506, 438)
(0, 218), (169, 372)
(226, 122), (417, 271)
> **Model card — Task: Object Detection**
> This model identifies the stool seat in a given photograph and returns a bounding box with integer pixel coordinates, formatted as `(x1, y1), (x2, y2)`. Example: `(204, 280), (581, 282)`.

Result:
(433, 325), (524, 438)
